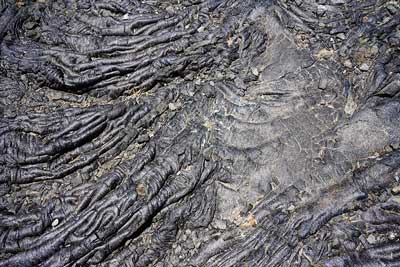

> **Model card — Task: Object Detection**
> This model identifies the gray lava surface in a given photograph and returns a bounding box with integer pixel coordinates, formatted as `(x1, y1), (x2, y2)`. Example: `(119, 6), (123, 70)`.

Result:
(0, 0), (400, 266)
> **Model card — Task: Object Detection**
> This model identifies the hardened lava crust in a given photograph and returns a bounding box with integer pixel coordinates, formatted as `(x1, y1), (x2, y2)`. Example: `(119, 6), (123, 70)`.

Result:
(0, 0), (399, 266)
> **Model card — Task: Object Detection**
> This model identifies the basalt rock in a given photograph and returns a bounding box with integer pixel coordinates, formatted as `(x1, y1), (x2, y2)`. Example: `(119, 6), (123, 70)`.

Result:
(0, 0), (399, 266)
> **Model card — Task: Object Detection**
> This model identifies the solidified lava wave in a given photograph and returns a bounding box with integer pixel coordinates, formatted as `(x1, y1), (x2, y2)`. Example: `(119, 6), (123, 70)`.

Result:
(0, 0), (400, 266)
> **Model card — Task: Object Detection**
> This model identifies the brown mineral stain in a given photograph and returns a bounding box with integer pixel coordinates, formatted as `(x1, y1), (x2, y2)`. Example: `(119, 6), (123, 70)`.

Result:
(16, 0), (25, 7)
(314, 48), (335, 61)
(136, 183), (147, 196)
(240, 214), (257, 228)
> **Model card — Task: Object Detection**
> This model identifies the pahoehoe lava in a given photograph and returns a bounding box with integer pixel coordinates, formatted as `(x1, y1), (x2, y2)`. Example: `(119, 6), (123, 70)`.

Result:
(0, 0), (399, 266)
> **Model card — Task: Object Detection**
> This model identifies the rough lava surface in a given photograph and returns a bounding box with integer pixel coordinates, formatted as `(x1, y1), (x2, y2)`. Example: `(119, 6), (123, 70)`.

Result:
(0, 0), (400, 266)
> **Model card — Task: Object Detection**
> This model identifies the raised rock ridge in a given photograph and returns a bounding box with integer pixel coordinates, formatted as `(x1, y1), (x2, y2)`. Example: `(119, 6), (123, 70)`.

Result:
(0, 0), (400, 266)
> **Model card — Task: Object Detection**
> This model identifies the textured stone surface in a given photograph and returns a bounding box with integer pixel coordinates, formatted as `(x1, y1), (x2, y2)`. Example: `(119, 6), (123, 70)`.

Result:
(0, 0), (399, 266)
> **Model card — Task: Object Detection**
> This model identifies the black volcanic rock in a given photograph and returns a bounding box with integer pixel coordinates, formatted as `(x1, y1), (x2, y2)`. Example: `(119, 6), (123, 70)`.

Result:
(0, 0), (399, 266)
